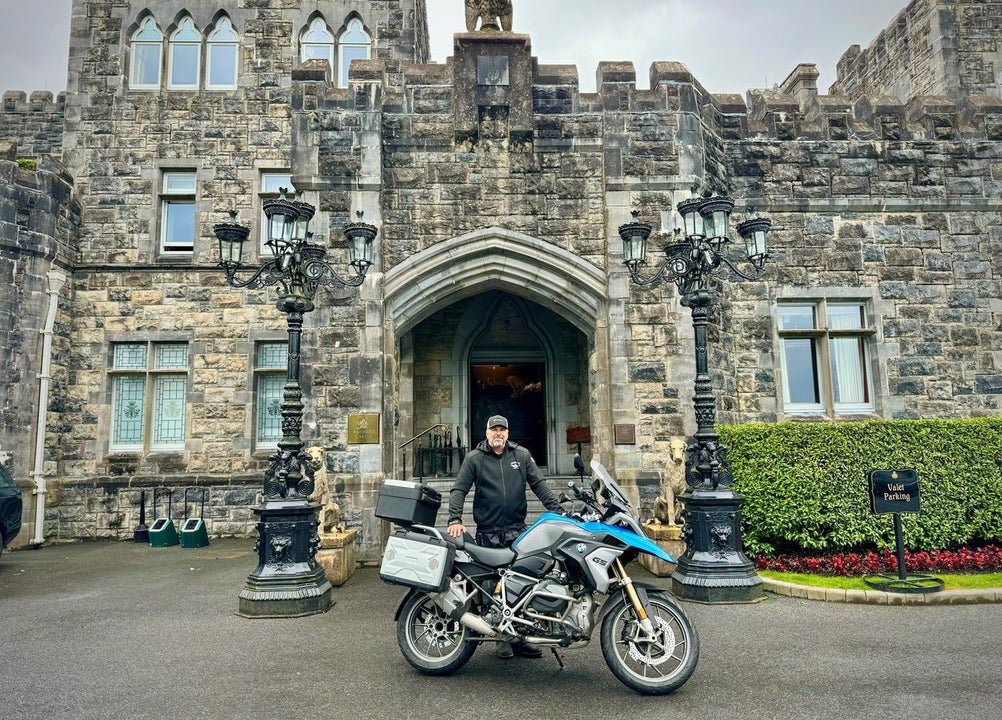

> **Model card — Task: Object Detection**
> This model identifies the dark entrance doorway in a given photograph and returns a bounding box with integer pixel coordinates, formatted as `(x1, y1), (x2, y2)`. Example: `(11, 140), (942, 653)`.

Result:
(470, 363), (547, 465)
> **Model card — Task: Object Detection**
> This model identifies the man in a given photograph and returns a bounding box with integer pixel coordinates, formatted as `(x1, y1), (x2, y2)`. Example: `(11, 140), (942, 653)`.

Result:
(446, 414), (563, 659)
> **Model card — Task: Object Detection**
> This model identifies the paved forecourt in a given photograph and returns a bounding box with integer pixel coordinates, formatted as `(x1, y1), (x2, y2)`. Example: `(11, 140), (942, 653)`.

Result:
(2, 539), (1001, 720)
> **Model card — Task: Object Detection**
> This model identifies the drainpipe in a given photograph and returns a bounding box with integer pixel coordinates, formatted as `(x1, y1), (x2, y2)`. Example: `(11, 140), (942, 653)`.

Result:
(30, 269), (67, 546)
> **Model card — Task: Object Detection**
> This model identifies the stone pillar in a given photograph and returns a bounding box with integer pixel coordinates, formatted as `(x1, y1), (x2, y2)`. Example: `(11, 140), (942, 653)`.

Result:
(315, 529), (358, 586)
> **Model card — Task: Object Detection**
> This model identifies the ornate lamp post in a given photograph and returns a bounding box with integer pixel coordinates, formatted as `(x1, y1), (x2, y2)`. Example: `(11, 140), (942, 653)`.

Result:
(619, 194), (771, 603)
(214, 189), (377, 617)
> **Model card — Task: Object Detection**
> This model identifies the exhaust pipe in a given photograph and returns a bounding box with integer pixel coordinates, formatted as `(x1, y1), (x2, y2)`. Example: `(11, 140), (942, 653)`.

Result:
(459, 612), (497, 637)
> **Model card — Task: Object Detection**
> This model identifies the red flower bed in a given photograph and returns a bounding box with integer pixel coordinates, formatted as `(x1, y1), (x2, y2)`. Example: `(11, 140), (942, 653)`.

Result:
(755, 545), (1002, 576)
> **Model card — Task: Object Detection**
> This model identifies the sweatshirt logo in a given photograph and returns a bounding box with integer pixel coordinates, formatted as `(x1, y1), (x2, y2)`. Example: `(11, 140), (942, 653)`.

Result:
(510, 461), (521, 470)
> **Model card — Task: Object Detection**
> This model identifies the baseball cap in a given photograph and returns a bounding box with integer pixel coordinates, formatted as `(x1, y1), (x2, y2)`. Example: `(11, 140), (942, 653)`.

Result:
(486, 415), (508, 429)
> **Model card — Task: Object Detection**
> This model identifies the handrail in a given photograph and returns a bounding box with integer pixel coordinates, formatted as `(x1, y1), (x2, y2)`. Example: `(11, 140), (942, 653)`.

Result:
(398, 423), (448, 450)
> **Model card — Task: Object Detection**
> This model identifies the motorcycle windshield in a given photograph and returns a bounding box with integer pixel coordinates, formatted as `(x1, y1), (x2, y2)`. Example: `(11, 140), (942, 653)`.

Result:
(590, 460), (633, 513)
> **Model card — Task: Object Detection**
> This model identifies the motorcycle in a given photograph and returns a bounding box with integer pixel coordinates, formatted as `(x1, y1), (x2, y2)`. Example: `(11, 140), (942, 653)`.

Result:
(377, 459), (699, 695)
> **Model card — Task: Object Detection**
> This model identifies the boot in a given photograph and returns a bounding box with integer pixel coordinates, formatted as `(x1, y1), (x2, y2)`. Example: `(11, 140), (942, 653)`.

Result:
(512, 640), (543, 658)
(495, 641), (514, 659)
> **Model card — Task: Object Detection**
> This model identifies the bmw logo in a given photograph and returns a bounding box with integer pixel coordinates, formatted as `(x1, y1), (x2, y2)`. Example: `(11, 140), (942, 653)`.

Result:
(576, 543), (586, 554)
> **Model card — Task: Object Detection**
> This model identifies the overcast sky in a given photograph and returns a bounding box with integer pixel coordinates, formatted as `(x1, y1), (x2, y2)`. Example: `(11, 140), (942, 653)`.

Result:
(0, 0), (907, 96)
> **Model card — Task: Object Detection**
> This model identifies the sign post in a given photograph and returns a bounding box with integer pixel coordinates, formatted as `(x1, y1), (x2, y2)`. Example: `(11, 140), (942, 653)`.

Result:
(864, 469), (943, 594)
(566, 427), (590, 481)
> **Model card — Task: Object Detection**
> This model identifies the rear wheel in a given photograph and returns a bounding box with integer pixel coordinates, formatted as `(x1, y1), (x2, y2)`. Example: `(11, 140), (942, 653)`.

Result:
(397, 592), (477, 675)
(600, 590), (699, 695)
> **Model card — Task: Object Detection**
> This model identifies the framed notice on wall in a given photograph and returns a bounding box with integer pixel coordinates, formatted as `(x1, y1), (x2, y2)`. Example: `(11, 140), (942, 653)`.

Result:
(614, 424), (636, 445)
(347, 414), (380, 444)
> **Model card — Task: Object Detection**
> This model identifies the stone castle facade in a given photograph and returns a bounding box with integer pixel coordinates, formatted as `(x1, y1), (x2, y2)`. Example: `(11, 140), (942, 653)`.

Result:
(0, 0), (999, 562)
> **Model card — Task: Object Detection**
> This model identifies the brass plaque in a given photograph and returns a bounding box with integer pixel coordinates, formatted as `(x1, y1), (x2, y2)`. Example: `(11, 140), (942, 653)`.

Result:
(347, 414), (380, 444)
(614, 424), (636, 445)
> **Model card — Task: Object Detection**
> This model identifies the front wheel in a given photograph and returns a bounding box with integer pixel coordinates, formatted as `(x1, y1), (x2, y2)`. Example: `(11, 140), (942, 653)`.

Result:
(600, 589), (699, 695)
(397, 592), (477, 676)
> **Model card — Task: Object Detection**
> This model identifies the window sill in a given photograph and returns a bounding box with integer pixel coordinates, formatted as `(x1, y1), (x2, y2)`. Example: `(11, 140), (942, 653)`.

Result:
(781, 411), (880, 422)
(156, 255), (195, 265)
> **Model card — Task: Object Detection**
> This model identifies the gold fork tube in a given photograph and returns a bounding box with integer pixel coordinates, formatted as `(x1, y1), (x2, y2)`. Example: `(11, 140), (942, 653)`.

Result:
(612, 558), (649, 622)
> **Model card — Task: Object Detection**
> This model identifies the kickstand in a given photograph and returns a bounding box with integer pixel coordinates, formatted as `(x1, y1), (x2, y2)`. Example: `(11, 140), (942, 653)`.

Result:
(550, 647), (565, 670)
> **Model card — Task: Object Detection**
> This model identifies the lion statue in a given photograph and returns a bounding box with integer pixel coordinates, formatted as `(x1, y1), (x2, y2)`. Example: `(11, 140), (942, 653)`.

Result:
(307, 446), (342, 534)
(466, 0), (513, 32)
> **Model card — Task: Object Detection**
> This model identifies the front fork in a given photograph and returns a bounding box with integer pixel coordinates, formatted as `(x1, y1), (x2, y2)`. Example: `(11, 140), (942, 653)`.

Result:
(612, 558), (657, 637)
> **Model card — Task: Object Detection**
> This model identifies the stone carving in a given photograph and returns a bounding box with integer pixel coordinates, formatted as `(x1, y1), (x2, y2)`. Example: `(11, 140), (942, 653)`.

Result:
(307, 446), (342, 534)
(653, 437), (688, 526)
(465, 0), (513, 32)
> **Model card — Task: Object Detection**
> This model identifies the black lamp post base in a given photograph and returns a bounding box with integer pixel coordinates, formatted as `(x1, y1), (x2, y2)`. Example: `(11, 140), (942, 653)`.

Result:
(670, 564), (764, 604)
(670, 488), (765, 604)
(237, 500), (333, 618)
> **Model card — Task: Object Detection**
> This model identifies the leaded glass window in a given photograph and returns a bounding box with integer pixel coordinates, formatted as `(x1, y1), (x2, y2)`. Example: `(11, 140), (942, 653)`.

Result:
(110, 342), (189, 452)
(255, 342), (287, 448)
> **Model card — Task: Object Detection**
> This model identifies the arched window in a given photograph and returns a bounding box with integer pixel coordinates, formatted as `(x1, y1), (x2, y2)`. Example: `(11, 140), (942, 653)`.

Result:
(168, 17), (201, 89)
(338, 18), (371, 87)
(301, 18), (335, 79)
(207, 17), (239, 89)
(130, 17), (163, 89)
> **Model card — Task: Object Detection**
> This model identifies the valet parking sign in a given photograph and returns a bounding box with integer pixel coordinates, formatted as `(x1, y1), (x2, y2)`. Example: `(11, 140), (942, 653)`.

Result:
(868, 468), (921, 515)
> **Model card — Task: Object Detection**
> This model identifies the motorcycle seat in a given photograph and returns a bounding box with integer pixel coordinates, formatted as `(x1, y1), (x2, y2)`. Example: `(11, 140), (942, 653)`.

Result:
(445, 532), (515, 567)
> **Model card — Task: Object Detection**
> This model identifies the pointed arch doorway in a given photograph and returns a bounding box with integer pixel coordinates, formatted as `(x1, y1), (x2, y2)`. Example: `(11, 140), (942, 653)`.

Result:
(383, 227), (610, 475)
(408, 291), (583, 472)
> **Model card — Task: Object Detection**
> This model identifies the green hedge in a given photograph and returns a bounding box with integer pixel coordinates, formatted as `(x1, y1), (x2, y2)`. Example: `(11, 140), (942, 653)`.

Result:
(717, 418), (1002, 556)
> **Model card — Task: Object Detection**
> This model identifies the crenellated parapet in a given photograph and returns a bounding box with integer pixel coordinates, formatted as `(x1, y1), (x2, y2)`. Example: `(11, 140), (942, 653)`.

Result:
(0, 91), (67, 158)
(2, 90), (67, 114)
(0, 139), (79, 265)
(830, 0), (1002, 102)
(327, 47), (1002, 141)
(291, 34), (1002, 229)
(742, 85), (1002, 142)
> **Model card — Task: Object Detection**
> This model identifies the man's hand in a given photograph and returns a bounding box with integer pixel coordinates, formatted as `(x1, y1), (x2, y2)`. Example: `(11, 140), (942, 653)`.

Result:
(447, 522), (466, 538)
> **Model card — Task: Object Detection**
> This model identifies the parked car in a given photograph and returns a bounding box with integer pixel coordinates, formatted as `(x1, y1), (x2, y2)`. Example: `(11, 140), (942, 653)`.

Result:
(0, 465), (23, 559)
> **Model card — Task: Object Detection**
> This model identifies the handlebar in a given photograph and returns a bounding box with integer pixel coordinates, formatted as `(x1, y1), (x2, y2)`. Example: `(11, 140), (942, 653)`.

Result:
(561, 481), (602, 523)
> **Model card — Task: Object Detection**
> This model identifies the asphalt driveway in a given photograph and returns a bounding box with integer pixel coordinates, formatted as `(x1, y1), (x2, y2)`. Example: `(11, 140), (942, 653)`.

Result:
(2, 539), (1000, 720)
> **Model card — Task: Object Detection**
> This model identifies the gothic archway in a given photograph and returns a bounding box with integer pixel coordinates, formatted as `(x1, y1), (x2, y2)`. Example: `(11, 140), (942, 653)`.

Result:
(383, 226), (607, 337)
(384, 228), (608, 474)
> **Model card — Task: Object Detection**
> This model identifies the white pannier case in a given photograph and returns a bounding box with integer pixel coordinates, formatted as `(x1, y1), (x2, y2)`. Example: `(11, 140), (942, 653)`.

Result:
(379, 531), (455, 593)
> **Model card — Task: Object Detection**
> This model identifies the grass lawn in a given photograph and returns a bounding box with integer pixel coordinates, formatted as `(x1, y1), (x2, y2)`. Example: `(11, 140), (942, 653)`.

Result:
(759, 570), (1002, 591)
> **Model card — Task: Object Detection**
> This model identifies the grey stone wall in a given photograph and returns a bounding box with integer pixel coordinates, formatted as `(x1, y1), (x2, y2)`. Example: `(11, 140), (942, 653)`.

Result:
(49, 1), (429, 549)
(45, 480), (261, 540)
(722, 85), (1002, 422)
(0, 145), (79, 545)
(2, 0), (999, 557)
(292, 28), (1002, 490)
(831, 0), (1002, 102)
(0, 92), (66, 159)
